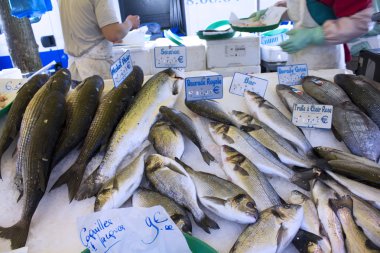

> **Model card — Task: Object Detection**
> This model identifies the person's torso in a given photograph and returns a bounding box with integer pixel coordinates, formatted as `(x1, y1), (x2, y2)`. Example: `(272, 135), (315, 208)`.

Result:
(317, 0), (372, 17)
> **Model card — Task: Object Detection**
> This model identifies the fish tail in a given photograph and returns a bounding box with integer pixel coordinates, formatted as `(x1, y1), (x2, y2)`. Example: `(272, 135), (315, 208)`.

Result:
(75, 167), (102, 201)
(328, 195), (353, 213)
(200, 149), (215, 165)
(291, 169), (317, 191)
(0, 220), (30, 249)
(194, 214), (219, 234)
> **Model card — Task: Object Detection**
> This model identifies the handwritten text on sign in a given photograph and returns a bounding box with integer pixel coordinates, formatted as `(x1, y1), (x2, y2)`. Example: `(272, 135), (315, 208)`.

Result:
(77, 206), (191, 253)
(185, 75), (223, 101)
(110, 50), (133, 88)
(277, 64), (308, 86)
(154, 46), (187, 68)
(292, 104), (333, 129)
(230, 72), (268, 97)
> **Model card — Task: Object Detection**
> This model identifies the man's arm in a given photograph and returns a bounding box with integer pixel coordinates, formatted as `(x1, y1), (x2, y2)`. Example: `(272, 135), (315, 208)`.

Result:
(101, 15), (140, 43)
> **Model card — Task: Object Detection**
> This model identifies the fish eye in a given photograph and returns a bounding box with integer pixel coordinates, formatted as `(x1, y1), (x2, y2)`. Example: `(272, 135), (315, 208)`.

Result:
(246, 202), (255, 209)
(283, 204), (291, 209)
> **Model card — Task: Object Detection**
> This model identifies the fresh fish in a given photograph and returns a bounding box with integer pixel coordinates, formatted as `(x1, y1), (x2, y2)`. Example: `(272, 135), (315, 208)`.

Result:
(0, 69), (71, 249)
(52, 75), (104, 167)
(159, 106), (214, 165)
(276, 84), (319, 113)
(334, 74), (380, 128)
(145, 154), (218, 233)
(0, 74), (48, 178)
(76, 69), (183, 200)
(230, 204), (303, 253)
(267, 175), (311, 201)
(244, 91), (313, 154)
(132, 188), (192, 234)
(329, 196), (380, 253)
(221, 145), (281, 211)
(232, 110), (315, 168)
(323, 177), (380, 247)
(209, 122), (313, 190)
(148, 120), (184, 159)
(358, 75), (380, 93)
(50, 66), (144, 201)
(175, 158), (259, 224)
(185, 99), (236, 125)
(289, 190), (332, 253)
(94, 146), (148, 211)
(314, 146), (380, 166)
(326, 171), (380, 209)
(292, 230), (324, 253)
(311, 180), (345, 253)
(332, 101), (380, 162)
(301, 76), (351, 105)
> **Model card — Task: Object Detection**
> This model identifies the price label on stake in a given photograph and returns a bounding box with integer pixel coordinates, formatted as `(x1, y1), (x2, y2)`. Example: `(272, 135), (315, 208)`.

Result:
(277, 64), (308, 86)
(229, 72), (268, 97)
(154, 46), (187, 69)
(292, 104), (333, 129)
(110, 50), (133, 88)
(185, 75), (223, 101)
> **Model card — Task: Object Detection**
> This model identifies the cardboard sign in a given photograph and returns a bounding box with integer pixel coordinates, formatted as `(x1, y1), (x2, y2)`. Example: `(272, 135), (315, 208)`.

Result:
(292, 104), (333, 129)
(110, 50), (133, 88)
(154, 46), (187, 69)
(230, 72), (268, 97)
(277, 64), (308, 86)
(185, 75), (223, 101)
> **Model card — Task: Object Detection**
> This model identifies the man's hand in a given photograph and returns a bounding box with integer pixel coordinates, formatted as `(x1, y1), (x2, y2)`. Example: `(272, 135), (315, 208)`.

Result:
(125, 15), (140, 30)
(280, 27), (325, 54)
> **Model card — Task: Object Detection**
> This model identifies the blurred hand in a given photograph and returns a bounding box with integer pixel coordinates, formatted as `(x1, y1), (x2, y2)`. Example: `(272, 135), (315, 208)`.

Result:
(126, 15), (140, 29)
(275, 1), (287, 7)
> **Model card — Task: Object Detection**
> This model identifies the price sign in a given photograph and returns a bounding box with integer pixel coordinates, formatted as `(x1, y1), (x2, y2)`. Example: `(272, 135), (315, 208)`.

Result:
(292, 104), (333, 129)
(110, 50), (133, 88)
(229, 72), (268, 97)
(154, 46), (187, 69)
(277, 64), (308, 86)
(185, 75), (223, 101)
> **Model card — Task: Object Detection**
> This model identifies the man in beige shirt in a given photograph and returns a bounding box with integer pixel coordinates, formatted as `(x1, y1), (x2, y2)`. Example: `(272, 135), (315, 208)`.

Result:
(59, 0), (140, 81)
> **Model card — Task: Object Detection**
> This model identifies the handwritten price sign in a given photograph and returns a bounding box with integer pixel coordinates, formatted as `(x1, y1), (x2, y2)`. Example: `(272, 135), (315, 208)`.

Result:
(77, 206), (191, 253)
(110, 50), (133, 88)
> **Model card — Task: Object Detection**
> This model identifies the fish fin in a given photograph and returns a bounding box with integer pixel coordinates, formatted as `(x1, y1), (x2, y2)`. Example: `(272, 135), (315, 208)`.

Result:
(331, 126), (343, 142)
(276, 224), (289, 252)
(328, 195), (353, 213)
(365, 239), (380, 251)
(112, 175), (120, 191)
(291, 170), (316, 191)
(170, 214), (192, 234)
(233, 165), (249, 176)
(222, 133), (235, 144)
(174, 158), (193, 175)
(168, 125), (178, 136)
(16, 190), (23, 203)
(165, 162), (187, 177)
(200, 149), (215, 165)
(194, 214), (219, 234)
(75, 167), (102, 201)
(201, 196), (227, 206)
(0, 220), (30, 249)
(15, 174), (23, 202)
(240, 125), (262, 133)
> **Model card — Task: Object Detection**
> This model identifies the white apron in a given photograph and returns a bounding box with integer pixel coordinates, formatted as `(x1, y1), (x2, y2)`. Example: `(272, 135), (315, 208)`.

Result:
(286, 0), (346, 70)
(68, 40), (114, 81)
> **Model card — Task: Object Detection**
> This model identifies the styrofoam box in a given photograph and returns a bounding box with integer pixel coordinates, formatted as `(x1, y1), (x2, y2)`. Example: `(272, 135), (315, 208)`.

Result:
(261, 44), (288, 62)
(347, 35), (380, 56)
(151, 37), (206, 74)
(112, 45), (153, 75)
(209, 65), (261, 77)
(206, 34), (260, 69)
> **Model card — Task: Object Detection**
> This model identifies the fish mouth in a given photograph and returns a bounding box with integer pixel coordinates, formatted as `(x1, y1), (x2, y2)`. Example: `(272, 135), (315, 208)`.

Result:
(172, 80), (180, 95)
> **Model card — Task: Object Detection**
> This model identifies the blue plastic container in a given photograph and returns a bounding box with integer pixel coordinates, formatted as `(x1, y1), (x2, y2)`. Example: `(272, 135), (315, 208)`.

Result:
(8, 0), (52, 19)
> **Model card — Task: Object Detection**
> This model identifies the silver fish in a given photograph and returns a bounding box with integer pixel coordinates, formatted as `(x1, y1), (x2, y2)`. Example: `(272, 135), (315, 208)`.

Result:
(76, 68), (183, 200)
(145, 154), (219, 233)
(148, 120), (184, 159)
(209, 122), (312, 190)
(244, 91), (313, 154)
(332, 101), (380, 162)
(329, 196), (380, 253)
(230, 204), (304, 253)
(132, 188), (192, 234)
(301, 76), (351, 105)
(221, 145), (281, 211)
(276, 84), (319, 113)
(232, 110), (315, 168)
(267, 175), (311, 202)
(311, 180), (345, 253)
(94, 146), (148, 211)
(323, 178), (380, 248)
(175, 158), (259, 224)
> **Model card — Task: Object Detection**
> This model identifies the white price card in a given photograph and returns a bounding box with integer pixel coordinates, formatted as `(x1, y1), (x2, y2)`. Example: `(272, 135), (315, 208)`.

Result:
(278, 64), (308, 86)
(292, 104), (333, 129)
(154, 46), (187, 69)
(110, 50), (133, 88)
(77, 206), (191, 253)
(0, 79), (25, 91)
(229, 72), (268, 97)
(185, 75), (223, 101)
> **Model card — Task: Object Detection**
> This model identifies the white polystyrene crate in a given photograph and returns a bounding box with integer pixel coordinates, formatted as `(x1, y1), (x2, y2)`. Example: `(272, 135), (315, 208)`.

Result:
(151, 37), (206, 74)
(206, 34), (260, 69)
(113, 45), (153, 75)
(209, 65), (261, 77)
(261, 44), (288, 62)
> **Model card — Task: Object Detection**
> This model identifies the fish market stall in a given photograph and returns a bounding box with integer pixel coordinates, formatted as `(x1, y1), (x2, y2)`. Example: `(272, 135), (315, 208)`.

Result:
(0, 68), (365, 253)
